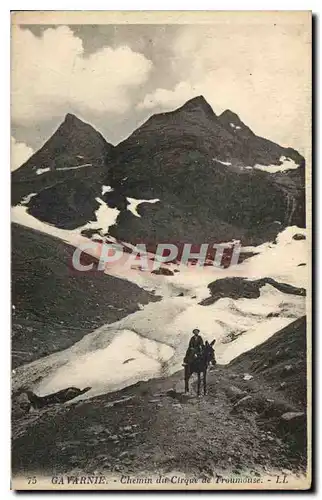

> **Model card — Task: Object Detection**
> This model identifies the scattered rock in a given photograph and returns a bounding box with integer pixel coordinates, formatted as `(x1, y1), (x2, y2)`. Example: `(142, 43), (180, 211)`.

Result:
(225, 385), (247, 402)
(292, 233), (306, 241)
(280, 411), (305, 422)
(243, 373), (253, 381)
(89, 424), (105, 435)
(282, 364), (294, 376)
(267, 312), (280, 318)
(127, 432), (139, 439)
(233, 395), (253, 410)
(278, 412), (306, 438)
(166, 389), (177, 399)
(177, 292), (184, 297)
(123, 358), (135, 364)
(151, 267), (174, 276)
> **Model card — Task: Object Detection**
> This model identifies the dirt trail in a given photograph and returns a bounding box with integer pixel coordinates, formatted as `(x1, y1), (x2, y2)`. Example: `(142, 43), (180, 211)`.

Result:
(12, 363), (306, 479)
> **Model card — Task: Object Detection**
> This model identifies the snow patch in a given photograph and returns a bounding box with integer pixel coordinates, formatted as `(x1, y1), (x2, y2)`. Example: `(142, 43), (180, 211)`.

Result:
(82, 198), (119, 235)
(217, 317), (293, 364)
(126, 197), (160, 218)
(213, 158), (232, 166)
(34, 330), (174, 397)
(12, 197), (119, 245)
(102, 185), (114, 195)
(20, 193), (37, 206)
(253, 156), (300, 174)
(230, 123), (241, 130)
(14, 282), (305, 398)
(36, 167), (50, 175)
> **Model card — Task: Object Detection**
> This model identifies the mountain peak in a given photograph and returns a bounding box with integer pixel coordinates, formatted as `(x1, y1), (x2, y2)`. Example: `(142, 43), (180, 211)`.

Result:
(63, 113), (88, 127)
(218, 109), (254, 135)
(219, 109), (242, 123)
(180, 95), (216, 116)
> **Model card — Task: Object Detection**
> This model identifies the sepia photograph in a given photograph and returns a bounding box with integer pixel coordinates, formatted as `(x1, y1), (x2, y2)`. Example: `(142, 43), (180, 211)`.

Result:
(10, 10), (311, 490)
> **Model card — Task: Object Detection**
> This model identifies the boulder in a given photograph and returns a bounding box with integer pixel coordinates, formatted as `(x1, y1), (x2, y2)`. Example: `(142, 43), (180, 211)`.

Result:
(281, 411), (305, 422)
(225, 385), (247, 402)
(12, 392), (31, 418)
(292, 233), (306, 241)
(233, 395), (253, 410)
(151, 267), (174, 276)
(277, 412), (306, 442)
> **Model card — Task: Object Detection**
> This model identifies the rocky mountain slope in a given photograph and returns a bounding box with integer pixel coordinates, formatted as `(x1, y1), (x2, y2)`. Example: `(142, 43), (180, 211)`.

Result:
(12, 114), (113, 229)
(105, 96), (305, 246)
(12, 317), (307, 481)
(12, 223), (159, 368)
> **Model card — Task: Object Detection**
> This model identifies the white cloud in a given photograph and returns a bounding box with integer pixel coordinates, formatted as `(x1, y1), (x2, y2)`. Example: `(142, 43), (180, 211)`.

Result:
(11, 137), (34, 171)
(11, 26), (153, 124)
(137, 22), (311, 152)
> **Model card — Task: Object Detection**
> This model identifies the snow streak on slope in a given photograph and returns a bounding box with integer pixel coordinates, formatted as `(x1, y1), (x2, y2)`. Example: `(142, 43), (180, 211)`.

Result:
(11, 199), (120, 244)
(253, 156), (300, 173)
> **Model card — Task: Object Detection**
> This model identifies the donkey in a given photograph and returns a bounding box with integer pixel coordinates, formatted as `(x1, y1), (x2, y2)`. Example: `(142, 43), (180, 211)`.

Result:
(184, 340), (216, 396)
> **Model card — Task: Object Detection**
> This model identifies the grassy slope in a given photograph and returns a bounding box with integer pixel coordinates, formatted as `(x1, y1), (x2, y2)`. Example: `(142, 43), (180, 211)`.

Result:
(12, 223), (159, 367)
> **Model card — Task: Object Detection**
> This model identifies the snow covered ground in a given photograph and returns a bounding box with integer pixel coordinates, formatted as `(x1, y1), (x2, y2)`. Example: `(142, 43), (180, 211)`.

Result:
(12, 202), (308, 400)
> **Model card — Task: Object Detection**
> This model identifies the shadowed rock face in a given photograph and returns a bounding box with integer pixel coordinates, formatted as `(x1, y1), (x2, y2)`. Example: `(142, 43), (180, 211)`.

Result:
(199, 277), (306, 306)
(12, 97), (305, 245)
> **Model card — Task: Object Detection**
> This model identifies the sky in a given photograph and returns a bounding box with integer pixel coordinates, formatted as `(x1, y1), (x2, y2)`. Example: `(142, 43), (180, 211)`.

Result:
(11, 16), (311, 170)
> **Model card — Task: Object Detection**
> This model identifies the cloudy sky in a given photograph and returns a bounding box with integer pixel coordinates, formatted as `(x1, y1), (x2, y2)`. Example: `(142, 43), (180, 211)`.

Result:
(11, 15), (311, 170)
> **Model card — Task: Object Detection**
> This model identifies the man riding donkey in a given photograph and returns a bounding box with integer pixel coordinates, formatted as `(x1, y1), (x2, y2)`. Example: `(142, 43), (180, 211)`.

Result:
(183, 328), (205, 366)
(182, 328), (217, 395)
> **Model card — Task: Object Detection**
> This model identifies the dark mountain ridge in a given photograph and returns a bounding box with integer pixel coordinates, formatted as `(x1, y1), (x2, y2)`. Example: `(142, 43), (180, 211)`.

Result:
(12, 96), (305, 245)
(105, 96), (305, 245)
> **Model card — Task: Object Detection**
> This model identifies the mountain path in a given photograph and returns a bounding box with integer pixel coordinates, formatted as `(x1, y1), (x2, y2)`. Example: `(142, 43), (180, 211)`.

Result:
(12, 365), (306, 478)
